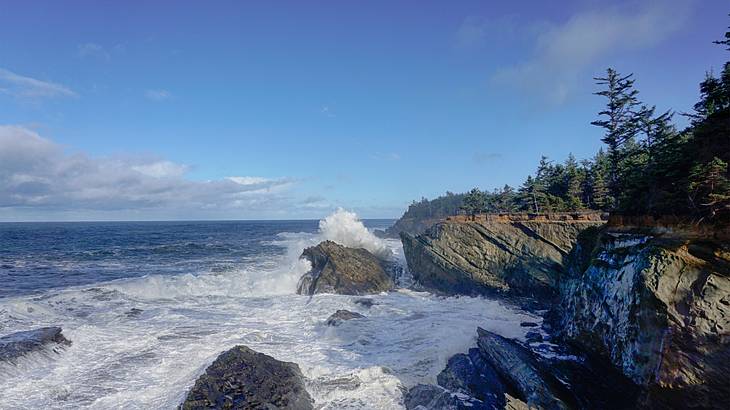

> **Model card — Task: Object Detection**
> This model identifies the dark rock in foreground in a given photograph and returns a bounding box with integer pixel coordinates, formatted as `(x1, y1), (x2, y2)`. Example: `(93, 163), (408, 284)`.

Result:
(0, 326), (71, 362)
(404, 384), (494, 410)
(325, 310), (365, 326)
(297, 240), (394, 295)
(476, 328), (570, 410)
(180, 345), (313, 410)
(436, 348), (506, 408)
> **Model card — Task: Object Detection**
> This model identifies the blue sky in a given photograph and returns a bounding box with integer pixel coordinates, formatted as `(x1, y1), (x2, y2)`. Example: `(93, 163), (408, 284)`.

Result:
(0, 0), (728, 221)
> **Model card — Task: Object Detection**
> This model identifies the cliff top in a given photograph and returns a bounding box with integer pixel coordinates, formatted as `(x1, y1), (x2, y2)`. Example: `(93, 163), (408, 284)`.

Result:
(446, 212), (606, 223)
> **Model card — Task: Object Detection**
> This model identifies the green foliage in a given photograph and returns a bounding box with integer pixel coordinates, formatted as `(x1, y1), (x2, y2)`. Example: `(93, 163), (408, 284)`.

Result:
(461, 188), (488, 217)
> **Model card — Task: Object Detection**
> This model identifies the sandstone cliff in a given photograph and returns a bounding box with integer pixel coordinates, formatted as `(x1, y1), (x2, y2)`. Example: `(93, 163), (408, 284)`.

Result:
(559, 229), (730, 408)
(400, 219), (604, 300)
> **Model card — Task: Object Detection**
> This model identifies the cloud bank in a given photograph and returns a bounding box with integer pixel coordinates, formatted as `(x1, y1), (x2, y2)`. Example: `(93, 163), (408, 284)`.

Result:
(0, 126), (295, 220)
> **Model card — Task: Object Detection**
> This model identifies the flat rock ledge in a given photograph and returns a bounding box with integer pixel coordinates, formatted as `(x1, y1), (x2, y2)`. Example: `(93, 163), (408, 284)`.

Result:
(296, 240), (394, 296)
(180, 345), (313, 410)
(0, 326), (71, 363)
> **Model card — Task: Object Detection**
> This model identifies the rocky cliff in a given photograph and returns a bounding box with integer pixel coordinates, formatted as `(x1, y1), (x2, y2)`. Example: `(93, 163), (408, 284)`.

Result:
(559, 229), (730, 408)
(400, 219), (604, 301)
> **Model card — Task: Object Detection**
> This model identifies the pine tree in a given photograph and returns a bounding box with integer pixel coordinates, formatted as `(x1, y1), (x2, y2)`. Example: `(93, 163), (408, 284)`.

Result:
(591, 68), (643, 207)
(461, 188), (487, 219)
(689, 157), (730, 218)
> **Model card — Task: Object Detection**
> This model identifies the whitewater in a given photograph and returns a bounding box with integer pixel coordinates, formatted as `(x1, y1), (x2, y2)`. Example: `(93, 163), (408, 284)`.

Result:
(0, 210), (540, 409)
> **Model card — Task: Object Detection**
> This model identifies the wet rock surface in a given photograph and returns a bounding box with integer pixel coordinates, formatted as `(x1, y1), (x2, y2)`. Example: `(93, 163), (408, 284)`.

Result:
(180, 345), (313, 410)
(475, 328), (570, 410)
(325, 309), (365, 326)
(296, 240), (394, 295)
(436, 348), (506, 408)
(0, 326), (71, 362)
(404, 384), (495, 410)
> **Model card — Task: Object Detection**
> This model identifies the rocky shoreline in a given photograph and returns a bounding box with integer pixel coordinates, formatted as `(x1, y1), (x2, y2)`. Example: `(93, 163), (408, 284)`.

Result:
(400, 216), (730, 409)
(1, 215), (727, 409)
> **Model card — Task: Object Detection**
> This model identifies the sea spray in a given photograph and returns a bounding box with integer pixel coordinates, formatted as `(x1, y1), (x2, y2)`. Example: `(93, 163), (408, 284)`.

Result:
(318, 208), (392, 259)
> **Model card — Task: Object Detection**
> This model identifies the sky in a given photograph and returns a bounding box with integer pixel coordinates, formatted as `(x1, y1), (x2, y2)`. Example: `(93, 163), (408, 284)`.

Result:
(0, 0), (728, 221)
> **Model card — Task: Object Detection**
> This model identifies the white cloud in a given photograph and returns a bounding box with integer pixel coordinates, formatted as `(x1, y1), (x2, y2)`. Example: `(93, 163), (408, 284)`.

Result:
(0, 68), (77, 99)
(491, 0), (693, 104)
(0, 126), (295, 219)
(145, 89), (172, 101)
(77, 43), (111, 61)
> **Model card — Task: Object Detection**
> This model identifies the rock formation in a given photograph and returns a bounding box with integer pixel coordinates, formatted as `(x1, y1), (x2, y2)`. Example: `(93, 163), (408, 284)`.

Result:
(401, 219), (603, 300)
(297, 240), (394, 295)
(0, 327), (71, 362)
(180, 345), (313, 410)
(559, 229), (730, 408)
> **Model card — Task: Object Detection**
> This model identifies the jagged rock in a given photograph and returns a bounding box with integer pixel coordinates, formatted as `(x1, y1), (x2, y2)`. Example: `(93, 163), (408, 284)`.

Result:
(559, 231), (730, 408)
(325, 310), (365, 326)
(436, 348), (506, 408)
(0, 327), (71, 362)
(403, 384), (494, 410)
(476, 328), (570, 410)
(296, 240), (394, 295)
(180, 345), (313, 410)
(401, 220), (603, 301)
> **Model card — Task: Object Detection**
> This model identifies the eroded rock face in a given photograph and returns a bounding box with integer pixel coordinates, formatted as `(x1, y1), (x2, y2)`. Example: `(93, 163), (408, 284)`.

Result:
(559, 232), (730, 408)
(180, 345), (313, 410)
(0, 327), (71, 362)
(297, 240), (394, 296)
(401, 220), (603, 300)
(325, 310), (365, 326)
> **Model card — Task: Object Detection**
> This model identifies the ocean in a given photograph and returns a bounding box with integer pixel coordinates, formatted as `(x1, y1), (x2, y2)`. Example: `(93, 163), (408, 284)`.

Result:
(0, 210), (538, 409)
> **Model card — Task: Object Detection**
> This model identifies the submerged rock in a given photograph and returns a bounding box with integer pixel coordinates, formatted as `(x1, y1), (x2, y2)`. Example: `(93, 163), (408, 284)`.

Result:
(180, 345), (313, 410)
(559, 231), (730, 408)
(0, 327), (71, 362)
(325, 310), (365, 326)
(400, 220), (603, 301)
(353, 298), (377, 308)
(296, 240), (394, 295)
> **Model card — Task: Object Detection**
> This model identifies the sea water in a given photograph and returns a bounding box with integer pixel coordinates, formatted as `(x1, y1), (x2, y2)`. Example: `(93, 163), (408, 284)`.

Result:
(0, 210), (539, 409)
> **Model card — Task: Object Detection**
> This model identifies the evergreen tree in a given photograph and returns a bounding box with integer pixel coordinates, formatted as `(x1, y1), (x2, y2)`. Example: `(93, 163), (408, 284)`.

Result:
(461, 188), (487, 219)
(518, 176), (544, 213)
(591, 69), (645, 206)
(689, 157), (730, 218)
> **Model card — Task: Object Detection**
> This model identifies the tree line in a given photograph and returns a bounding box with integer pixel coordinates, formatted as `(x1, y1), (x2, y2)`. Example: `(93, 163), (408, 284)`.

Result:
(403, 17), (730, 223)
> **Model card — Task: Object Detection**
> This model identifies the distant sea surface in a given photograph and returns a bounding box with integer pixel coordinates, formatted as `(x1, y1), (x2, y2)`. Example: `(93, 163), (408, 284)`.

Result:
(0, 220), (391, 298)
